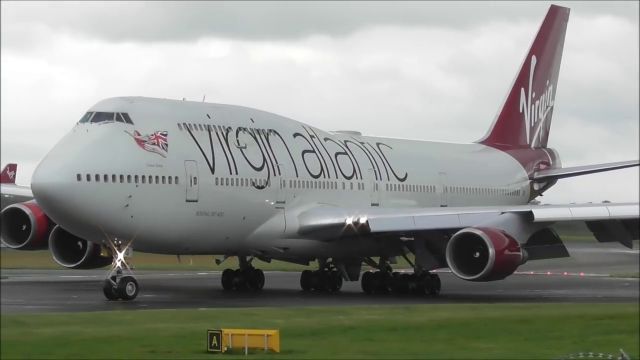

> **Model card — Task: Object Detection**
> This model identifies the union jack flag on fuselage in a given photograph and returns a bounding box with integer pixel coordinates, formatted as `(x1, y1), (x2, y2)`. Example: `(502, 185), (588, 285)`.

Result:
(126, 130), (168, 157)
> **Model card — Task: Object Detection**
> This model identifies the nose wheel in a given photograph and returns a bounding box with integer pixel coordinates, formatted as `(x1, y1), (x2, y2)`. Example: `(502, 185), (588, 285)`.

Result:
(102, 239), (138, 301)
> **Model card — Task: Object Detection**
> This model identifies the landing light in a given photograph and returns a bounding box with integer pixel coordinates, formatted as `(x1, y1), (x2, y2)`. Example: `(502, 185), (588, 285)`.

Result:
(345, 217), (353, 225)
(358, 216), (368, 224)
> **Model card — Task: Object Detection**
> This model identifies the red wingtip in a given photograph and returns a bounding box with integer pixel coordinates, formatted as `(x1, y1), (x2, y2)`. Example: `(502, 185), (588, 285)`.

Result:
(1, 163), (18, 184)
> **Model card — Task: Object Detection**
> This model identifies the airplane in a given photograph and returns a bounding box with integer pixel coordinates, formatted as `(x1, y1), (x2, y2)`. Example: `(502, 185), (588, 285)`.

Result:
(1, 163), (33, 210)
(0, 4), (638, 301)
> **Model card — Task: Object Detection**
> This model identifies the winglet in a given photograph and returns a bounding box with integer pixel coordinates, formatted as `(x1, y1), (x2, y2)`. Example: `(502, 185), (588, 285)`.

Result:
(1, 163), (17, 184)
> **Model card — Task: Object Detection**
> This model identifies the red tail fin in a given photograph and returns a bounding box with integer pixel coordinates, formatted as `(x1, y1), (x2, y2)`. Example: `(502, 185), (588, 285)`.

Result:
(1, 163), (17, 184)
(479, 5), (570, 150)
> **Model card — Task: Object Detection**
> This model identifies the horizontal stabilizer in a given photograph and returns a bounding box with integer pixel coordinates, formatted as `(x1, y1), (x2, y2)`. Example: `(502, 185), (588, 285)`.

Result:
(532, 160), (639, 182)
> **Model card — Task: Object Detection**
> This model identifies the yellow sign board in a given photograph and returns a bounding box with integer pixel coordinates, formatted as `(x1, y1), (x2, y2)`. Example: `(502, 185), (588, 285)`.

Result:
(207, 328), (280, 354)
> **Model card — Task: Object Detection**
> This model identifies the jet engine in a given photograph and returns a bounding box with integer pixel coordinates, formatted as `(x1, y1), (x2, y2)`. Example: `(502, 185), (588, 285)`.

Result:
(0, 201), (51, 250)
(445, 227), (527, 281)
(49, 225), (112, 269)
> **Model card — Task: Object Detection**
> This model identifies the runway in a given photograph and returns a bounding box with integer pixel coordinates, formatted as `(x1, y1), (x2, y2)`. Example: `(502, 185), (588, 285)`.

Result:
(1, 243), (638, 314)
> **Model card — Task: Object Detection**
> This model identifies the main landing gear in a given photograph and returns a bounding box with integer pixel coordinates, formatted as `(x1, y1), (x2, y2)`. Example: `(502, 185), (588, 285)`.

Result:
(360, 258), (441, 296)
(221, 256), (265, 291)
(299, 260), (343, 293)
(102, 239), (139, 301)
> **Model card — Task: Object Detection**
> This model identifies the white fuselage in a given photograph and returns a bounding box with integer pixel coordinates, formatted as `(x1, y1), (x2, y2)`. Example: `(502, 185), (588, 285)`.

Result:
(32, 97), (531, 258)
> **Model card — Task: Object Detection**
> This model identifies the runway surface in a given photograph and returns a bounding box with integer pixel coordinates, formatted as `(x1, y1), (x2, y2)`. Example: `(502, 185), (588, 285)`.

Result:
(1, 243), (638, 314)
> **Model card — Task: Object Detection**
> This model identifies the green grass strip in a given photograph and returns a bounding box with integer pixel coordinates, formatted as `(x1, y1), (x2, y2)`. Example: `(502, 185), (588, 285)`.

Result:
(2, 303), (638, 359)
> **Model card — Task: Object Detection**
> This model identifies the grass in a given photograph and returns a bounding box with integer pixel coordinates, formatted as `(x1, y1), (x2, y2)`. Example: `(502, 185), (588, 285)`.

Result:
(1, 304), (638, 359)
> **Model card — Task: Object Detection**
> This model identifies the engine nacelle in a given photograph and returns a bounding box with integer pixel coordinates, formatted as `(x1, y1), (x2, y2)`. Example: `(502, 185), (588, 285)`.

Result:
(0, 201), (51, 250)
(445, 227), (527, 281)
(49, 225), (111, 269)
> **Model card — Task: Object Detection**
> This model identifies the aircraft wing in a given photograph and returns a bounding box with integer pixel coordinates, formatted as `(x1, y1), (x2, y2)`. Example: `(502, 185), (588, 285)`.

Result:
(295, 202), (639, 249)
(0, 184), (33, 210)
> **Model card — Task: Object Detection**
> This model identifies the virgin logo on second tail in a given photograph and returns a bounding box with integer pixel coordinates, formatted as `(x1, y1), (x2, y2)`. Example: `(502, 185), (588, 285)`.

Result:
(519, 55), (555, 148)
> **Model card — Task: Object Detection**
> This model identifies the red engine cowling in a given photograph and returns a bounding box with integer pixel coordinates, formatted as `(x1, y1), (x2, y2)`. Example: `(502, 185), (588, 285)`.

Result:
(49, 226), (112, 269)
(445, 227), (527, 281)
(0, 201), (51, 250)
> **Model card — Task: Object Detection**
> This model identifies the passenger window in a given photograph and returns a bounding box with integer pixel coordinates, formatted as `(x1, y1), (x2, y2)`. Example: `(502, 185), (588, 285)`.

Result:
(120, 175), (124, 183)
(91, 112), (115, 123)
(175, 176), (179, 185)
(104, 174), (108, 183)
(112, 174), (116, 183)
(215, 178), (219, 186)
(79, 112), (93, 123)
(168, 176), (173, 185)
(116, 113), (126, 123)
(225, 178), (229, 186)
(77, 174), (81, 182)
(135, 175), (139, 184)
(141, 175), (146, 184)
(155, 176), (159, 184)
(95, 174), (100, 182)
(86, 174), (91, 182)
(127, 175), (132, 183)
(149, 176), (153, 184)
(121, 113), (134, 124)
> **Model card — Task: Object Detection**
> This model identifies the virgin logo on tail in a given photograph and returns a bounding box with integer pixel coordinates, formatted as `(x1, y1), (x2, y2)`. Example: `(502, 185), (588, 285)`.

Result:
(6, 170), (15, 180)
(519, 55), (555, 148)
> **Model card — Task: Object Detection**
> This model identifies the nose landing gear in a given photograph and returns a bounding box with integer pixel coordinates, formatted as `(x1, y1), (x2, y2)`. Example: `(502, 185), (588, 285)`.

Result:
(102, 239), (139, 301)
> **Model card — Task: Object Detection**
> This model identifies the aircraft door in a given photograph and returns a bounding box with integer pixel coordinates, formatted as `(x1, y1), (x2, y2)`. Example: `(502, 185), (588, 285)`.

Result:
(369, 168), (380, 207)
(274, 164), (286, 209)
(185, 160), (199, 202)
(438, 171), (448, 207)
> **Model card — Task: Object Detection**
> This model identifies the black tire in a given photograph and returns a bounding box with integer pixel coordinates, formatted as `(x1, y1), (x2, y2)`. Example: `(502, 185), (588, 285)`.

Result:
(413, 274), (428, 296)
(248, 268), (265, 291)
(117, 276), (139, 300)
(328, 270), (343, 293)
(428, 273), (441, 296)
(102, 278), (119, 300)
(361, 271), (374, 294)
(374, 271), (390, 294)
(232, 269), (246, 291)
(221, 269), (234, 290)
(300, 270), (313, 291)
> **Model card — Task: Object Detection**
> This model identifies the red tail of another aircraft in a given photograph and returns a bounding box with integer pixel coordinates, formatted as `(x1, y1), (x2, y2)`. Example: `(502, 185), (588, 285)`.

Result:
(479, 5), (570, 150)
(1, 163), (18, 184)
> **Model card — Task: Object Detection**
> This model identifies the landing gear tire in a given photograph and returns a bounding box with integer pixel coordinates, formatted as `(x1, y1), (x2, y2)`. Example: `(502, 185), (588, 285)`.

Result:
(117, 276), (139, 301)
(248, 268), (265, 291)
(221, 268), (234, 291)
(428, 273), (441, 296)
(361, 271), (374, 294)
(328, 270), (343, 293)
(102, 277), (119, 301)
(301, 269), (343, 292)
(300, 270), (313, 291)
(363, 271), (441, 297)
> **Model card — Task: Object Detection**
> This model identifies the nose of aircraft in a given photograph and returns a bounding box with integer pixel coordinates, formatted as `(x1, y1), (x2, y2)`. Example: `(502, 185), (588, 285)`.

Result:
(31, 148), (76, 225)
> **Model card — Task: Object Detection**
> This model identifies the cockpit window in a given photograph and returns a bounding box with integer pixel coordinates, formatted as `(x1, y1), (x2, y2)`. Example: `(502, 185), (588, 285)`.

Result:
(79, 112), (94, 123)
(121, 113), (134, 124)
(91, 112), (115, 123)
(116, 113), (126, 123)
